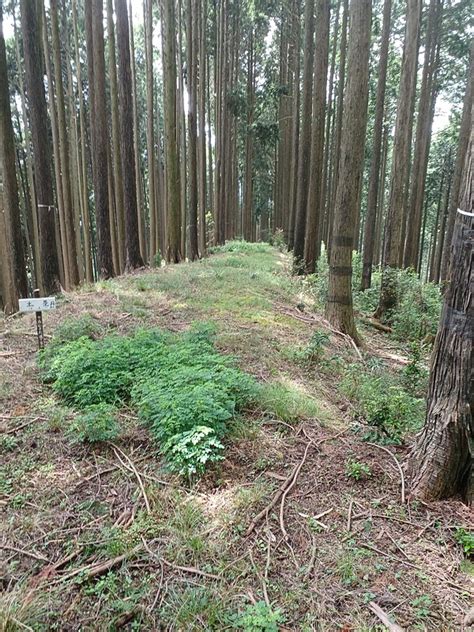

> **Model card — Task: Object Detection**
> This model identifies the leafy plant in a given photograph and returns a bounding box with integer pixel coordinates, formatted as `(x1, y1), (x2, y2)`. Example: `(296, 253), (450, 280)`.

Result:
(454, 528), (474, 557)
(233, 601), (285, 632)
(296, 330), (330, 364)
(345, 459), (371, 480)
(68, 403), (119, 443)
(40, 324), (257, 477)
(341, 364), (425, 443)
(402, 342), (429, 396)
(410, 594), (432, 619)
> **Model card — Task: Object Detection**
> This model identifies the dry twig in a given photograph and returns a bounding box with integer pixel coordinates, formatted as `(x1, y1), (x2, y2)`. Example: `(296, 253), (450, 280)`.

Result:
(368, 601), (404, 631)
(366, 442), (405, 504)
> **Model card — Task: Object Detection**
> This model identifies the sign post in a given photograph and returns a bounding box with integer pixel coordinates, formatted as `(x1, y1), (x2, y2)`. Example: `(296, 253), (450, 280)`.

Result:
(18, 289), (57, 350)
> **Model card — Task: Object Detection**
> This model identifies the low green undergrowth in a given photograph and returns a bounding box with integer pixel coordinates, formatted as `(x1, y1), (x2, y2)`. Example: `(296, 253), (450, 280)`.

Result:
(307, 251), (441, 342)
(341, 362), (425, 444)
(39, 323), (258, 478)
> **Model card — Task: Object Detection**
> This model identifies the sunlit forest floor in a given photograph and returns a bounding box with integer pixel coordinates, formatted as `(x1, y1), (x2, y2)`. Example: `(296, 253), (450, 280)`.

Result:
(1, 243), (472, 630)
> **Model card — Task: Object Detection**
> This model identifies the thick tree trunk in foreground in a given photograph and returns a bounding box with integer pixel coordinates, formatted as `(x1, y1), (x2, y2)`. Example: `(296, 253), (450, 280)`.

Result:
(440, 45), (473, 284)
(20, 0), (61, 294)
(410, 125), (473, 505)
(0, 3), (28, 311)
(360, 0), (391, 290)
(115, 0), (144, 271)
(326, 0), (371, 343)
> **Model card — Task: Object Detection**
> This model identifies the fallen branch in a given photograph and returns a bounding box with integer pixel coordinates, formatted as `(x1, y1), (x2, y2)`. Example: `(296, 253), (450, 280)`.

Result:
(366, 442), (405, 504)
(280, 440), (314, 539)
(245, 463), (299, 536)
(2, 416), (42, 435)
(360, 317), (393, 334)
(54, 545), (143, 583)
(368, 601), (404, 631)
(347, 499), (354, 532)
(109, 443), (151, 514)
(1, 544), (50, 562)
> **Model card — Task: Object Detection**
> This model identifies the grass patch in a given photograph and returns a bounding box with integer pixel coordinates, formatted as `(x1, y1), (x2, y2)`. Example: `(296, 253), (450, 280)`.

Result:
(257, 380), (322, 423)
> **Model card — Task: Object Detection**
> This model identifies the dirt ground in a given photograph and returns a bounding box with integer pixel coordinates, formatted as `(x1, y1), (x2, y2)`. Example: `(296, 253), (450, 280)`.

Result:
(1, 245), (472, 631)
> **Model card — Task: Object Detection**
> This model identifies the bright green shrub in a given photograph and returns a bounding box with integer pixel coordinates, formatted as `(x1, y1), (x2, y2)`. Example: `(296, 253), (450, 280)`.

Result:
(40, 324), (257, 477)
(39, 314), (103, 380)
(68, 403), (119, 443)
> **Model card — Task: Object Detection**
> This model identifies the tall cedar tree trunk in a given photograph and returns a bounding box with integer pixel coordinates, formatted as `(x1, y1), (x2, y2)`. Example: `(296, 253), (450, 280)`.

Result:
(327, 0), (348, 259)
(375, 0), (421, 318)
(243, 30), (255, 242)
(115, 0), (144, 270)
(403, 0), (443, 270)
(160, 0), (182, 262)
(20, 0), (61, 294)
(431, 161), (452, 283)
(85, 0), (114, 278)
(303, 0), (330, 273)
(42, 4), (69, 288)
(440, 44), (473, 283)
(321, 0), (340, 248)
(144, 0), (157, 260)
(410, 124), (473, 505)
(128, 2), (147, 263)
(325, 0), (371, 343)
(360, 0), (392, 290)
(292, 0), (315, 270)
(287, 0), (301, 249)
(50, 0), (79, 286)
(197, 0), (207, 255)
(106, 0), (125, 272)
(14, 17), (41, 288)
(63, 3), (84, 283)
(0, 3), (28, 311)
(187, 0), (199, 259)
(72, 0), (93, 282)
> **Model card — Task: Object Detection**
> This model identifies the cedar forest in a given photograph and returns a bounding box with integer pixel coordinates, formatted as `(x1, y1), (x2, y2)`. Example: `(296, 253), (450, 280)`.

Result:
(0, 0), (472, 629)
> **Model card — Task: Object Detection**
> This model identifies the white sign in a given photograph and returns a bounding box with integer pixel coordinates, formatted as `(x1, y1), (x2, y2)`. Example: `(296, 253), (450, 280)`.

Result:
(19, 297), (57, 312)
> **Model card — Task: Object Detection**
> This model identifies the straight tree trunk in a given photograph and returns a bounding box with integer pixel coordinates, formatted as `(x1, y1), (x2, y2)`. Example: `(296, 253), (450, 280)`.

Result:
(326, 0), (348, 259)
(20, 0), (61, 294)
(187, 0), (199, 259)
(403, 0), (443, 270)
(292, 0), (315, 270)
(286, 0), (301, 249)
(50, 0), (79, 286)
(115, 0), (144, 270)
(86, 0), (114, 279)
(128, 1), (147, 263)
(197, 0), (207, 255)
(410, 125), (473, 505)
(243, 29), (255, 242)
(360, 0), (392, 290)
(107, 0), (125, 272)
(375, 0), (421, 318)
(0, 3), (28, 311)
(326, 0), (371, 343)
(144, 0), (157, 261)
(303, 0), (330, 273)
(160, 0), (182, 262)
(432, 164), (452, 283)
